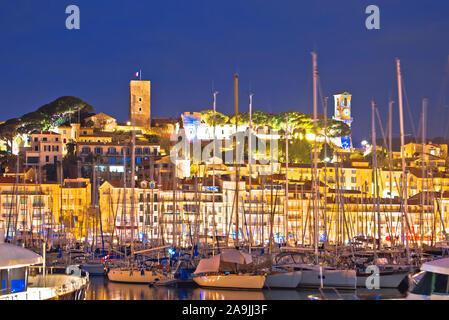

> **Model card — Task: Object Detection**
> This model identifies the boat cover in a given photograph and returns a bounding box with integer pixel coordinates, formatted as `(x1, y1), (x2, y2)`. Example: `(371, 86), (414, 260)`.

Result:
(193, 249), (253, 274)
(422, 258), (449, 275)
(220, 249), (253, 264)
(194, 255), (220, 274)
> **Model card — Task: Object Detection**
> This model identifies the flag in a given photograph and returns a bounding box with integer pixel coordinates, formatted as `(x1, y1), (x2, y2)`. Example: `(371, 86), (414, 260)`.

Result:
(134, 71), (140, 78)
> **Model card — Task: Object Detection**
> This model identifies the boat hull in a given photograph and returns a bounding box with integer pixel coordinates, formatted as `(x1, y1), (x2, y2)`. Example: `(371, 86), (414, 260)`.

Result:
(193, 274), (266, 289)
(299, 269), (356, 289)
(107, 268), (169, 283)
(357, 271), (408, 288)
(81, 263), (105, 276)
(264, 271), (302, 289)
(1, 274), (89, 300)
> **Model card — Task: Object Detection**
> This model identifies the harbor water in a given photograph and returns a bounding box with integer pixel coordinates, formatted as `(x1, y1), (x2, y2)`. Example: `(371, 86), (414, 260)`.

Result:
(86, 276), (404, 300)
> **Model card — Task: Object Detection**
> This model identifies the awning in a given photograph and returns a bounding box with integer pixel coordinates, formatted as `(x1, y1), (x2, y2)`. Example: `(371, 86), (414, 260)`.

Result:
(0, 243), (42, 270)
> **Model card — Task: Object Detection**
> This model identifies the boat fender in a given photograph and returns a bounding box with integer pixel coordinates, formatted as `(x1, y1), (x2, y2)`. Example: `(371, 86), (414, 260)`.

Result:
(66, 265), (82, 276)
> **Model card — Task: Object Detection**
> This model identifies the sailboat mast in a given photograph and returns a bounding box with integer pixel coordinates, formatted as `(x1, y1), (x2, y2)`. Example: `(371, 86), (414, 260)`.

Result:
(371, 99), (381, 251)
(284, 113), (289, 245)
(396, 58), (412, 268)
(323, 97), (328, 246)
(248, 92), (253, 251)
(312, 52), (319, 265)
(234, 74), (239, 247)
(212, 90), (218, 248)
(421, 99), (427, 245)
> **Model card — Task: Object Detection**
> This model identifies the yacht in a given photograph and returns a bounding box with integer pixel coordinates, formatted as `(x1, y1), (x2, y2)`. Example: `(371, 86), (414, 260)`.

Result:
(0, 229), (89, 300)
(407, 258), (449, 300)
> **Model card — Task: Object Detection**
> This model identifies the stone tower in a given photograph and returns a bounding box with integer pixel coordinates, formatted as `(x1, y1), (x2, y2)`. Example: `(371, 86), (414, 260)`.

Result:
(129, 80), (151, 127)
(332, 92), (353, 150)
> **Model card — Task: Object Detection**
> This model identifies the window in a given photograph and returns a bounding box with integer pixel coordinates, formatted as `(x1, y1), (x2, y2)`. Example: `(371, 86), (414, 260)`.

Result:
(43, 137), (47, 142)
(55, 137), (59, 142)
(45, 156), (49, 162)
(34, 146), (38, 151)
(433, 273), (449, 294)
(63, 130), (67, 134)
(34, 137), (38, 142)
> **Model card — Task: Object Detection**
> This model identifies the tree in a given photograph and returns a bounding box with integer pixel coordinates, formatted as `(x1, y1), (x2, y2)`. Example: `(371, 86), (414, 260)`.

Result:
(200, 110), (229, 126)
(0, 118), (20, 154)
(144, 134), (160, 144)
(319, 143), (334, 162)
(279, 138), (313, 164)
(0, 96), (94, 137)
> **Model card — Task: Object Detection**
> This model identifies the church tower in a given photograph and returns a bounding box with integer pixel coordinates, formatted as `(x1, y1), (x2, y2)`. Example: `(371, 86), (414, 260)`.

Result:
(332, 92), (353, 150)
(129, 80), (151, 127)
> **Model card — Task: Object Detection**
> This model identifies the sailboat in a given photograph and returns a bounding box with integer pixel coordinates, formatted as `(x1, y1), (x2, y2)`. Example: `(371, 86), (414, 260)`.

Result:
(106, 88), (169, 284)
(192, 248), (266, 289)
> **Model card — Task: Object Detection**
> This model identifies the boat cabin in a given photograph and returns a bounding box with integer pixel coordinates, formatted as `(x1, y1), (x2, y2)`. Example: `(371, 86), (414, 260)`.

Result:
(410, 258), (449, 298)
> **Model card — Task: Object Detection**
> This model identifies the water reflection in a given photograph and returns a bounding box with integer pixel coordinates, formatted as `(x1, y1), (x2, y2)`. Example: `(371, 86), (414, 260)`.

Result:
(192, 288), (265, 300)
(87, 276), (402, 300)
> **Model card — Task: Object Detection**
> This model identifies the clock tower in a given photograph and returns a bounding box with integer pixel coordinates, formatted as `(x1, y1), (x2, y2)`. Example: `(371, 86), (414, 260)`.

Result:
(332, 92), (353, 150)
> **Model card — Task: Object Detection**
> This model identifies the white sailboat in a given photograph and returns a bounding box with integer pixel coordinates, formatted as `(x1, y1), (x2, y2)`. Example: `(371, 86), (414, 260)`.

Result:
(193, 249), (266, 289)
(264, 266), (303, 289)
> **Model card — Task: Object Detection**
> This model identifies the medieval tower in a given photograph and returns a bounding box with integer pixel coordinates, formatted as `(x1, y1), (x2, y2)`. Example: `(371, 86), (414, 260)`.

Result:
(129, 80), (151, 127)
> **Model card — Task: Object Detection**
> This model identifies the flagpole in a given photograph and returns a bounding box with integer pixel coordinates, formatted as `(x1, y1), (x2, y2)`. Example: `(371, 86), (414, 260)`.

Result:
(140, 69), (142, 81)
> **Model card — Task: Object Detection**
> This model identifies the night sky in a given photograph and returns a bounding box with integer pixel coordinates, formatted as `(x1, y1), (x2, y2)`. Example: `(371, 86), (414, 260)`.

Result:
(1, 1), (449, 145)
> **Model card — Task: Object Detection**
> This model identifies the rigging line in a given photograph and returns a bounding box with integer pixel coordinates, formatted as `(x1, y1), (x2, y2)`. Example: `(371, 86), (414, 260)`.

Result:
(400, 77), (419, 143)
(375, 107), (388, 152)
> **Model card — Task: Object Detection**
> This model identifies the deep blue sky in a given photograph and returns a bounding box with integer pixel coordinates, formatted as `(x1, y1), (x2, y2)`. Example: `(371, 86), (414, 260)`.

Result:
(1, 1), (449, 145)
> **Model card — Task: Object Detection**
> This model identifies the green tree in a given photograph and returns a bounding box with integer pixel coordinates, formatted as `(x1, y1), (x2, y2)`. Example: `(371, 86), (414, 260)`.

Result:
(200, 110), (229, 126)
(319, 143), (334, 162)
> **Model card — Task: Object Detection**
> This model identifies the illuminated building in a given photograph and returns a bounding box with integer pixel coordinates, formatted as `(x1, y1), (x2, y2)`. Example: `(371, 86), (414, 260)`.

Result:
(332, 92), (353, 151)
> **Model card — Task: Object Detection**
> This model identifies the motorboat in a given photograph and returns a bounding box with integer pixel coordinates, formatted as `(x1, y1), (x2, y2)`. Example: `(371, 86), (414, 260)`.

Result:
(0, 229), (89, 300)
(407, 258), (449, 300)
